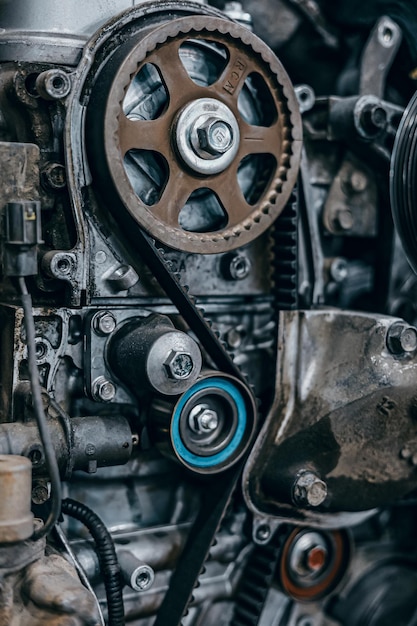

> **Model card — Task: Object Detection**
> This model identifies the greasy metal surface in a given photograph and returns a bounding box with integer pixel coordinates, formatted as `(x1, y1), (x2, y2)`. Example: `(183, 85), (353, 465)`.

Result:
(243, 309), (417, 525)
(0, 552), (100, 625)
(94, 15), (302, 253)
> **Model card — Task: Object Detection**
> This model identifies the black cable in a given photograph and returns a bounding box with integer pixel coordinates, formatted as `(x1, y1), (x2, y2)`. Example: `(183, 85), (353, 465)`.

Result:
(18, 276), (62, 540)
(61, 498), (125, 626)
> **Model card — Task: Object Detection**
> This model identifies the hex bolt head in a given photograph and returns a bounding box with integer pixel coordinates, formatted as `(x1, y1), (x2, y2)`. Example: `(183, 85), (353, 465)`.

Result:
(293, 471), (327, 507)
(164, 350), (194, 380)
(330, 258), (348, 283)
(387, 322), (417, 354)
(93, 311), (117, 336)
(189, 404), (219, 433)
(359, 103), (387, 136)
(92, 377), (116, 402)
(197, 118), (234, 155)
(349, 170), (368, 193)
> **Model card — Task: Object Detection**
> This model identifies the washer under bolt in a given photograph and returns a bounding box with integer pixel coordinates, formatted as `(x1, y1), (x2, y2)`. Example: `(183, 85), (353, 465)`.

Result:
(92, 377), (116, 402)
(93, 311), (117, 336)
(189, 404), (219, 433)
(387, 322), (417, 354)
(164, 350), (194, 380)
(293, 471), (328, 508)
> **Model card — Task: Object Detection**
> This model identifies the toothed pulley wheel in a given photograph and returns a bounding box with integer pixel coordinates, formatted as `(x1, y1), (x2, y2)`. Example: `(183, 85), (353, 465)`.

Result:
(87, 15), (302, 253)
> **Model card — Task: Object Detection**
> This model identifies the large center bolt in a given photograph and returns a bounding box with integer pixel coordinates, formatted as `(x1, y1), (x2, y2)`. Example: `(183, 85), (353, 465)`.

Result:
(174, 97), (240, 176)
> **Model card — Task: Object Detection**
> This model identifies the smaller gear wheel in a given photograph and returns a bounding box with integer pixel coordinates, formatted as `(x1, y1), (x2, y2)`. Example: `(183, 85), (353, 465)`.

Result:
(87, 15), (302, 254)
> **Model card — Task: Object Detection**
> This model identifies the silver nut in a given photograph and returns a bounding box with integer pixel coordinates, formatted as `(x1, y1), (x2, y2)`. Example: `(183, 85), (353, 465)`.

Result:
(163, 350), (194, 380)
(293, 471), (327, 508)
(189, 404), (219, 433)
(92, 377), (116, 402)
(93, 311), (117, 336)
(197, 118), (234, 155)
(387, 322), (417, 354)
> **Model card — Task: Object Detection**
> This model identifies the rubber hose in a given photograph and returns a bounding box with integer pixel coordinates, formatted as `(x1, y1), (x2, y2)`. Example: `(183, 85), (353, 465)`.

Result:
(61, 498), (125, 626)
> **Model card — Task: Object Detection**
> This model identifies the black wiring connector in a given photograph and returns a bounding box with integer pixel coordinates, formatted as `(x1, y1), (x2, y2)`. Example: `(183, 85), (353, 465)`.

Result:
(61, 498), (125, 626)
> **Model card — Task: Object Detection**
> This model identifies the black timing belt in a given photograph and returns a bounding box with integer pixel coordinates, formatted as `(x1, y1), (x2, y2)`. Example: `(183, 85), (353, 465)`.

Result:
(139, 231), (246, 383)
(135, 229), (256, 625)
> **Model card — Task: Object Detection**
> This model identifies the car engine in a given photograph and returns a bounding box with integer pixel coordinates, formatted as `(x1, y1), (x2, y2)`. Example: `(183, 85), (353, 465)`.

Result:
(1, 0), (417, 624)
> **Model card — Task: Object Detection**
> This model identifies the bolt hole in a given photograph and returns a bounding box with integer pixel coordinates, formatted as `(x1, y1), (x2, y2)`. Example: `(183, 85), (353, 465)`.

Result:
(24, 73), (39, 97)
(29, 448), (43, 465)
(382, 26), (393, 43)
(35, 341), (47, 360)
(52, 76), (65, 91)
(56, 257), (71, 274)
(136, 572), (151, 589)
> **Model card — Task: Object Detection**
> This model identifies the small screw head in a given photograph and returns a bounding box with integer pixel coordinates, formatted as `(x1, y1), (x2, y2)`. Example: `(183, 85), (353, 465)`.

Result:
(330, 258), (348, 283)
(349, 171), (368, 193)
(93, 311), (117, 336)
(32, 482), (49, 505)
(42, 162), (66, 190)
(293, 471), (327, 508)
(359, 103), (387, 136)
(333, 208), (354, 232)
(255, 523), (271, 542)
(197, 118), (234, 155)
(387, 322), (417, 354)
(92, 377), (116, 402)
(164, 350), (194, 380)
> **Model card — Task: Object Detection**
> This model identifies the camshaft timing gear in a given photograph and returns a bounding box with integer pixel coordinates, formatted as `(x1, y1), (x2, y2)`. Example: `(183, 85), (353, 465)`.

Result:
(87, 15), (302, 254)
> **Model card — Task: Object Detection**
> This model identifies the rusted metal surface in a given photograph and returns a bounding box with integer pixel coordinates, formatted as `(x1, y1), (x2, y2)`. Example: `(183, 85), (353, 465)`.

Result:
(89, 15), (302, 253)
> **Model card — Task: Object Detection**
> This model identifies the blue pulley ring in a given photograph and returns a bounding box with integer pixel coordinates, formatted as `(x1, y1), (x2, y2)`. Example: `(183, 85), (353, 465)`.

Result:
(170, 374), (256, 474)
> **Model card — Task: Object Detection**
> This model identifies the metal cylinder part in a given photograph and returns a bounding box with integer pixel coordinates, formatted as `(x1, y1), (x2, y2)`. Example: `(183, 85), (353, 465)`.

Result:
(118, 550), (155, 592)
(0, 455), (33, 543)
(108, 314), (202, 396)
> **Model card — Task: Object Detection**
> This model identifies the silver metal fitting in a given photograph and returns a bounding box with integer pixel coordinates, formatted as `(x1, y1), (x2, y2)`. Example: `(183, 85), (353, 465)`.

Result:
(175, 98), (240, 175)
(164, 350), (194, 380)
(35, 69), (72, 100)
(292, 471), (327, 508)
(188, 404), (219, 433)
(197, 119), (234, 155)
(92, 377), (116, 402)
(93, 311), (117, 336)
(229, 254), (251, 280)
(387, 322), (417, 354)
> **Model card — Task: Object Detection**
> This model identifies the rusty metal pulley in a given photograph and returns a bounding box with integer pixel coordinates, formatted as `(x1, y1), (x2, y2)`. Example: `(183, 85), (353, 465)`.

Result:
(87, 14), (302, 254)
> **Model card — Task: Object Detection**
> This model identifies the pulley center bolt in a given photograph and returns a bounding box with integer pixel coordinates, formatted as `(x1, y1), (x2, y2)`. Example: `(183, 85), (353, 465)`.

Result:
(289, 531), (329, 578)
(197, 119), (234, 155)
(175, 97), (240, 176)
(189, 404), (219, 433)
